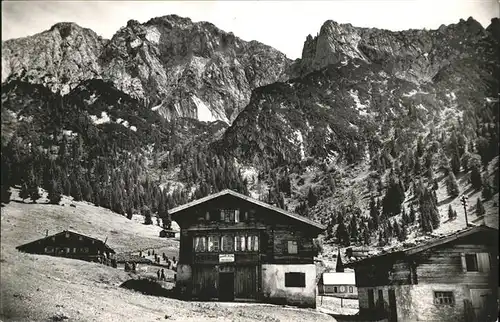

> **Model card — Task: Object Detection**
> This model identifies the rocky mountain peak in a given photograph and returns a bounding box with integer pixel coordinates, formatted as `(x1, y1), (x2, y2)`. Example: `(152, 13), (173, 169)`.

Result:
(297, 17), (494, 83)
(2, 14), (291, 124)
(486, 17), (500, 41)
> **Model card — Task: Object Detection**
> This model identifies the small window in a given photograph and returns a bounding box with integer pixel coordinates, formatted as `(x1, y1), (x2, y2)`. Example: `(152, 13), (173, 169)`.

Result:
(73, 248), (77, 253)
(79, 236), (83, 241)
(235, 235), (246, 251)
(65, 233), (70, 238)
(221, 235), (234, 252)
(194, 236), (207, 252)
(83, 247), (89, 253)
(205, 211), (210, 221)
(287, 241), (298, 254)
(377, 289), (384, 308)
(235, 210), (240, 223)
(222, 210), (235, 222)
(208, 236), (219, 252)
(44, 246), (53, 253)
(285, 272), (306, 287)
(247, 235), (259, 251)
(340, 286), (345, 292)
(333, 286), (338, 293)
(434, 291), (455, 305)
(349, 286), (353, 293)
(465, 254), (479, 272)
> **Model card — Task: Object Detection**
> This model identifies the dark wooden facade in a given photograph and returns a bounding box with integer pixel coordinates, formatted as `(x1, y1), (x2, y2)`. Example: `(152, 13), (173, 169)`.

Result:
(16, 230), (115, 262)
(347, 225), (498, 322)
(170, 189), (325, 307)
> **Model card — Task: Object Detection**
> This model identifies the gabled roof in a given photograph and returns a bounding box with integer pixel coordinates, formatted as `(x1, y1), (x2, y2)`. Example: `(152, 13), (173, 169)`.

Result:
(321, 272), (356, 285)
(346, 225), (498, 268)
(168, 189), (326, 231)
(16, 230), (115, 253)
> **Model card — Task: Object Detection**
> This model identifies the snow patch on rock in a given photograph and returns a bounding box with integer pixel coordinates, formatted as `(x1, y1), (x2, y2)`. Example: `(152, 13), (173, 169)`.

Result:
(349, 89), (368, 116)
(130, 38), (142, 49)
(151, 103), (162, 111)
(145, 26), (161, 44)
(191, 95), (217, 122)
(130, 125), (137, 132)
(90, 111), (110, 125)
(402, 90), (418, 97)
(294, 130), (306, 160)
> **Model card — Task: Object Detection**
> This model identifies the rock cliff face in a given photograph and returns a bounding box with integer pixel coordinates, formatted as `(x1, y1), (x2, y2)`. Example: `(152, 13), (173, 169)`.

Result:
(219, 17), (500, 167)
(297, 17), (497, 83)
(2, 22), (106, 94)
(2, 15), (292, 124)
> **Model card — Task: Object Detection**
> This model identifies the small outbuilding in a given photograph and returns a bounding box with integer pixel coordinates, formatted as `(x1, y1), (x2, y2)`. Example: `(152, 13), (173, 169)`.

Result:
(318, 272), (358, 298)
(16, 230), (115, 263)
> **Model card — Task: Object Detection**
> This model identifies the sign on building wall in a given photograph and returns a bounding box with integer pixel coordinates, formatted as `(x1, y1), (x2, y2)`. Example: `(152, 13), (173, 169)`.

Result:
(219, 254), (235, 263)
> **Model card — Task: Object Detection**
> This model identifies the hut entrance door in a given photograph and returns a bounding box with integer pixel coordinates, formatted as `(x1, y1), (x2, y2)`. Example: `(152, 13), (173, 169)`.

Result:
(219, 272), (234, 302)
(388, 289), (398, 322)
(470, 289), (494, 321)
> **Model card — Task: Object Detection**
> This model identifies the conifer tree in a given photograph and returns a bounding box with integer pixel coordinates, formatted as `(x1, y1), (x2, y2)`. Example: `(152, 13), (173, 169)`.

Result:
(350, 216), (358, 242)
(470, 164), (483, 190)
(335, 249), (344, 272)
(19, 181), (30, 201)
(448, 204), (457, 220)
(142, 205), (153, 225)
(481, 174), (492, 200)
(47, 180), (62, 205)
(409, 205), (416, 223)
(476, 198), (485, 216)
(450, 152), (461, 175)
(1, 185), (11, 204)
(307, 187), (317, 207)
(446, 172), (460, 197)
(369, 195), (380, 229)
(336, 216), (350, 246)
(393, 220), (402, 241)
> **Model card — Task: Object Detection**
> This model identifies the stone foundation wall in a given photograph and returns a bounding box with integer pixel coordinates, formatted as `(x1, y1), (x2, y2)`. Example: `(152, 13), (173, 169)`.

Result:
(261, 264), (317, 308)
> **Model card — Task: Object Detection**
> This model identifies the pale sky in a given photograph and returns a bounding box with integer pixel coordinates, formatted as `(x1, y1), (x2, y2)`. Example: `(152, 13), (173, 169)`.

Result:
(2, 0), (499, 59)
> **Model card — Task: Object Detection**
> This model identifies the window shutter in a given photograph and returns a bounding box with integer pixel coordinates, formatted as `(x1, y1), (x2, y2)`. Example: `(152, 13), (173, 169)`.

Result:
(460, 253), (467, 272)
(477, 253), (490, 272)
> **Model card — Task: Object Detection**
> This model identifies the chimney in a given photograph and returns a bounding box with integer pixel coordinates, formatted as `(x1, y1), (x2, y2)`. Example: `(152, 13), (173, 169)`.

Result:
(45, 229), (48, 237)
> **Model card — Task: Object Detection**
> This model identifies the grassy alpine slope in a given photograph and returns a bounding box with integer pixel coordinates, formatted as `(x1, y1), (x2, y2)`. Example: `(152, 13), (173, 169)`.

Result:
(0, 189), (336, 322)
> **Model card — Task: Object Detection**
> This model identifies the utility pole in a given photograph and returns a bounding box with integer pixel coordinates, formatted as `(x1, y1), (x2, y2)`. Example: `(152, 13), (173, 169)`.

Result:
(460, 195), (469, 228)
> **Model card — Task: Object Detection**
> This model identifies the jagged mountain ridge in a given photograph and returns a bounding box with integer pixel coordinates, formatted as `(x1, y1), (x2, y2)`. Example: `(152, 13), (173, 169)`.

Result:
(220, 17), (499, 167)
(2, 16), (499, 248)
(2, 15), (292, 124)
(295, 17), (498, 84)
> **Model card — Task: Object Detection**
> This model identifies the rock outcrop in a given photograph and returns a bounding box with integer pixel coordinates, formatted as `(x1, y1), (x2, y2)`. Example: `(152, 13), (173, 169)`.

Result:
(2, 15), (292, 124)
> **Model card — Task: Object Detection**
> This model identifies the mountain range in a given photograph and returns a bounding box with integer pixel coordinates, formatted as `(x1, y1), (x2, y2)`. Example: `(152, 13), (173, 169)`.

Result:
(2, 15), (499, 249)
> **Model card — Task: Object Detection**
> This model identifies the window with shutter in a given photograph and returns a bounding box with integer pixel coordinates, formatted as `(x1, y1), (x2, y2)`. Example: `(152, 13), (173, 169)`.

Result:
(476, 253), (491, 272)
(208, 236), (219, 252)
(287, 240), (298, 254)
(465, 254), (479, 271)
(194, 236), (207, 252)
(221, 235), (233, 252)
(235, 209), (240, 222)
(235, 236), (241, 251)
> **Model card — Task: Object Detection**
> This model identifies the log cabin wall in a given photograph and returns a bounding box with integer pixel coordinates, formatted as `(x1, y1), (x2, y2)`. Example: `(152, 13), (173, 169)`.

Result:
(354, 229), (498, 322)
(173, 193), (322, 307)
